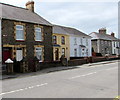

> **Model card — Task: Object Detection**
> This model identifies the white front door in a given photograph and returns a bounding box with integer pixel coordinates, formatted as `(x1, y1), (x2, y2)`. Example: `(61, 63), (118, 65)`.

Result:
(16, 48), (23, 61)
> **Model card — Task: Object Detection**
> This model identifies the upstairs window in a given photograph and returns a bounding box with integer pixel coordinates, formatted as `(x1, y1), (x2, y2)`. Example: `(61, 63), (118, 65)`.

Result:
(86, 39), (88, 46)
(61, 36), (65, 45)
(16, 25), (24, 40)
(74, 37), (77, 45)
(53, 35), (57, 44)
(35, 27), (42, 41)
(80, 38), (83, 45)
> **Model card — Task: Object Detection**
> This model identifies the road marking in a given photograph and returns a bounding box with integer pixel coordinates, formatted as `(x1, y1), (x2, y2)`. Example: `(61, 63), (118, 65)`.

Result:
(69, 72), (97, 79)
(69, 67), (117, 79)
(0, 83), (48, 96)
(105, 67), (117, 71)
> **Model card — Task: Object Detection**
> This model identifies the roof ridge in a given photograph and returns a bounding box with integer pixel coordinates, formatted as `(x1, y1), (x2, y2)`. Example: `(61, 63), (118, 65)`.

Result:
(53, 24), (76, 30)
(0, 2), (27, 11)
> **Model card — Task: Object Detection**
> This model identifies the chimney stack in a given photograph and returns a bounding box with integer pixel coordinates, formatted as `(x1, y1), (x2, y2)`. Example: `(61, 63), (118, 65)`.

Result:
(99, 28), (106, 34)
(111, 32), (115, 37)
(26, 1), (34, 12)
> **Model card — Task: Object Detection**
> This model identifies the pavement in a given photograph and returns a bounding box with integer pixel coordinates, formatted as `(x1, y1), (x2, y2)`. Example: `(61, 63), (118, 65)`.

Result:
(1, 60), (119, 80)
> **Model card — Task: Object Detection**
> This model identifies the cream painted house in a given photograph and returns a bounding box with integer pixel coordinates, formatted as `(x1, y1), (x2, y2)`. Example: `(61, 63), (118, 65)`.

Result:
(53, 25), (70, 61)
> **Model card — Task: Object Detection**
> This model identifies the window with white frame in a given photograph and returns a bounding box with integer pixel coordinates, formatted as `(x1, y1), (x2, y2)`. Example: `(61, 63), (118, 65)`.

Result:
(74, 37), (77, 45)
(35, 27), (42, 41)
(62, 48), (65, 57)
(61, 36), (65, 45)
(114, 42), (116, 47)
(86, 49), (88, 56)
(74, 49), (77, 57)
(114, 49), (116, 54)
(80, 38), (83, 45)
(82, 48), (85, 56)
(86, 39), (88, 46)
(16, 48), (23, 61)
(16, 25), (24, 40)
(35, 47), (43, 61)
(53, 35), (57, 44)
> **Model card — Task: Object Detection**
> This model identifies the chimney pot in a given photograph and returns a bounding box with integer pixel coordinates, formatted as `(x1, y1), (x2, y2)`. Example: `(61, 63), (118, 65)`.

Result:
(26, 1), (34, 12)
(111, 32), (115, 37)
(99, 28), (106, 34)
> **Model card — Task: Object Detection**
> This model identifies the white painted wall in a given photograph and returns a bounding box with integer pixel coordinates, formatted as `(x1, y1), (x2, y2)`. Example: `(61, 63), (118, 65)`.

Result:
(112, 40), (120, 55)
(70, 35), (92, 57)
(112, 41), (116, 54)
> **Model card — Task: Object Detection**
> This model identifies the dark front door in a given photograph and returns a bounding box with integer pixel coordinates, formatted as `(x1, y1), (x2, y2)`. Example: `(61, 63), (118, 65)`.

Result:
(55, 48), (59, 60)
(2, 48), (12, 63)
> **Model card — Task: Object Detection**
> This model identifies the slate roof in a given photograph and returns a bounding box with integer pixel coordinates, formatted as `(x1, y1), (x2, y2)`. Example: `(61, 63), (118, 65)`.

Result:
(62, 26), (91, 38)
(0, 3), (52, 26)
(53, 25), (91, 38)
(53, 25), (69, 35)
(89, 32), (118, 41)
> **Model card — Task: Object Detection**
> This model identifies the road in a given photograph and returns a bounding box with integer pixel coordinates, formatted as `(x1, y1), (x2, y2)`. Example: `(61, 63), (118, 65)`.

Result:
(1, 60), (119, 98)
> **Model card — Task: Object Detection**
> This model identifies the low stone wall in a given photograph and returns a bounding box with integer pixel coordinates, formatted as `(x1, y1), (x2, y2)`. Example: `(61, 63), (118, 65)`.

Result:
(39, 61), (62, 70)
(3, 56), (120, 74)
(109, 56), (120, 60)
(93, 57), (107, 63)
(68, 58), (88, 66)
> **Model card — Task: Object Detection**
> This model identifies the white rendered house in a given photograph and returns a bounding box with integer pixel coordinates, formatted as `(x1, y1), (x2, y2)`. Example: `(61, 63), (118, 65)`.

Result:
(62, 27), (92, 58)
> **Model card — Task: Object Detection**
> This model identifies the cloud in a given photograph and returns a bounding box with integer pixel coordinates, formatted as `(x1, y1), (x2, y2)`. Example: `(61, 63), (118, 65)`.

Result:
(36, 2), (118, 36)
(0, 0), (118, 37)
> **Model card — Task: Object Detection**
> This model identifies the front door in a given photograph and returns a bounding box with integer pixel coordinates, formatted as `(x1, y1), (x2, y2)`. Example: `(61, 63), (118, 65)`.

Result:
(55, 48), (59, 60)
(2, 48), (12, 63)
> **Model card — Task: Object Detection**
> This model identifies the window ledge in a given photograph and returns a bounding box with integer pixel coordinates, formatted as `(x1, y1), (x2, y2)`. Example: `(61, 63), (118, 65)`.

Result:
(16, 40), (25, 42)
(35, 40), (43, 42)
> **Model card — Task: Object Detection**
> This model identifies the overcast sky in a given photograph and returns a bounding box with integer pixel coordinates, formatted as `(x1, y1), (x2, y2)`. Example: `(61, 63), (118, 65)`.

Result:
(0, 0), (119, 37)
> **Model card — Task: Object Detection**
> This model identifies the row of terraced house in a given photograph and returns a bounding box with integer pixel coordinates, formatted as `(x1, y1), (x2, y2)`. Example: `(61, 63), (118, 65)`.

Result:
(0, 1), (120, 72)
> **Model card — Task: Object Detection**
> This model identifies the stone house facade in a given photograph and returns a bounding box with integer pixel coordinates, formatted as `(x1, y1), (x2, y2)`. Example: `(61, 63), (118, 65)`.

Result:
(1, 2), (53, 67)
(89, 28), (120, 56)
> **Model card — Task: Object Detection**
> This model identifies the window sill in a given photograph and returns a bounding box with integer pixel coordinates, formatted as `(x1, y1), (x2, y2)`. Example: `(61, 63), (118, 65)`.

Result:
(16, 40), (25, 42)
(35, 40), (43, 42)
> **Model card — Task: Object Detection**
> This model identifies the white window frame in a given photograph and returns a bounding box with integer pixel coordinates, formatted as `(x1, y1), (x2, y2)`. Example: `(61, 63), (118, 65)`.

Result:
(86, 49), (88, 56)
(74, 37), (77, 45)
(81, 38), (83, 45)
(62, 48), (65, 56)
(35, 27), (42, 41)
(16, 48), (23, 61)
(86, 39), (88, 46)
(35, 47), (43, 62)
(16, 25), (24, 40)
(74, 49), (77, 57)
